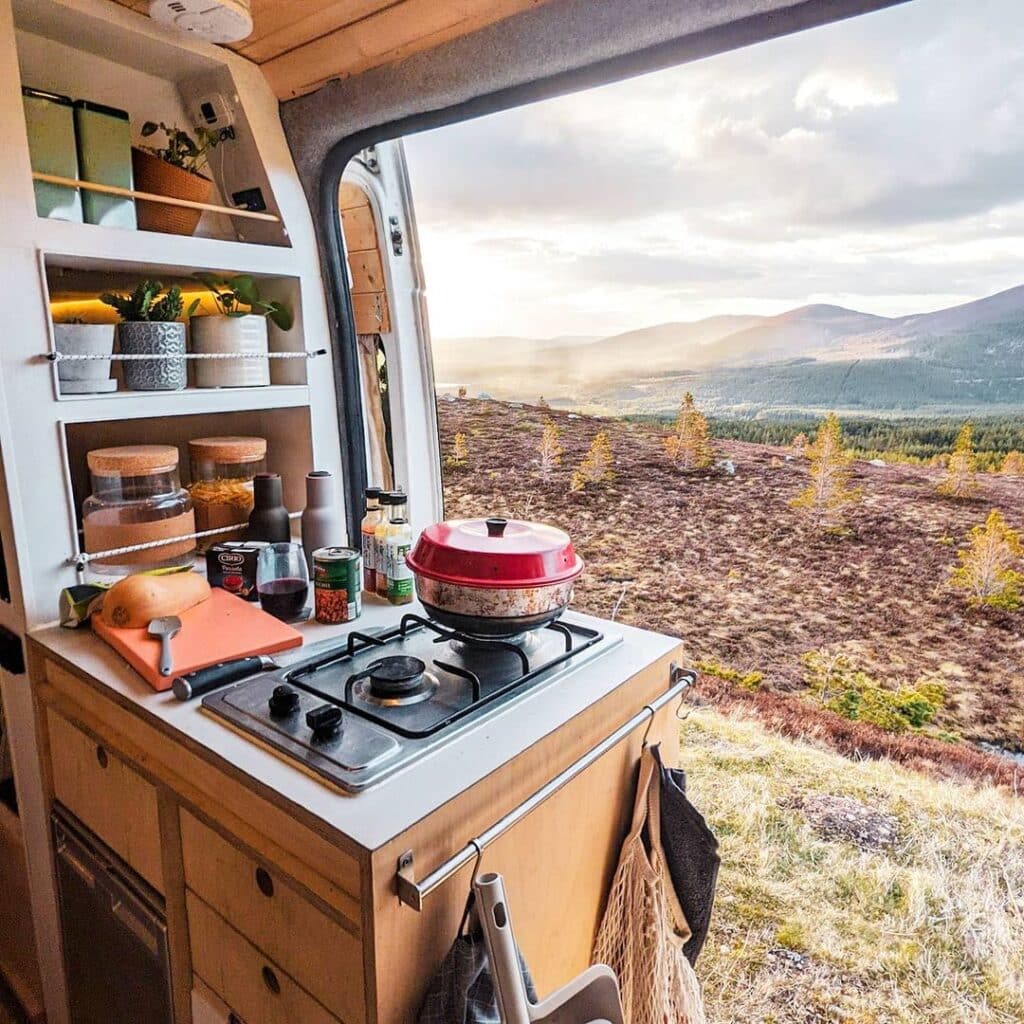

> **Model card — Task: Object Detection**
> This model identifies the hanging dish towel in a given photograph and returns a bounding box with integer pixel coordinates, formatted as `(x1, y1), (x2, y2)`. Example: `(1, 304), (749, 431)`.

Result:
(594, 747), (707, 1024)
(648, 743), (720, 966)
(419, 898), (538, 1024)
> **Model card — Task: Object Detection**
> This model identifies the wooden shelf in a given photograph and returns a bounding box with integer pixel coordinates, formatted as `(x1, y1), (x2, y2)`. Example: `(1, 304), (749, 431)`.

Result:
(36, 219), (296, 274)
(54, 383), (311, 421)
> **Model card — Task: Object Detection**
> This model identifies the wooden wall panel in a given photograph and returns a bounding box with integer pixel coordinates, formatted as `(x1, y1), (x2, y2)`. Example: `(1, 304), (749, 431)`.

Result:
(339, 184), (392, 335)
(107, 0), (553, 98)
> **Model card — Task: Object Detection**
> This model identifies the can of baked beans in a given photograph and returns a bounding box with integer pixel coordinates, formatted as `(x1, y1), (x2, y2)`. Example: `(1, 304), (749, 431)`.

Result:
(312, 547), (362, 624)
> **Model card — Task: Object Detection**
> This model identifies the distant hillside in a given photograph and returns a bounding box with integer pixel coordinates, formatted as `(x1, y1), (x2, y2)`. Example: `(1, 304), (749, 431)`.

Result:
(433, 283), (1024, 414)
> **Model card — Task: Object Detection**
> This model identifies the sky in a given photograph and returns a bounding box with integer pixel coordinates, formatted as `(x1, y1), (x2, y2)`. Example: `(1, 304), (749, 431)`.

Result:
(399, 0), (1024, 341)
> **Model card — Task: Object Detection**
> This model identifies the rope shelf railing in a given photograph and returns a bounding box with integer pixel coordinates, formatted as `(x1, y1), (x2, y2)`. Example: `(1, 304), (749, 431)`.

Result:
(70, 511), (302, 573)
(45, 349), (328, 363)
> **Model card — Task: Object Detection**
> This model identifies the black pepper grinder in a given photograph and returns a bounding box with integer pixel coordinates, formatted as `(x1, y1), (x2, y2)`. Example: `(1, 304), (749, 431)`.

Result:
(248, 473), (290, 543)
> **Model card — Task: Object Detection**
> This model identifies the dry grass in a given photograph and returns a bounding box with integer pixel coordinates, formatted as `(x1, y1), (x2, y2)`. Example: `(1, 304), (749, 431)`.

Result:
(685, 706), (1024, 1023)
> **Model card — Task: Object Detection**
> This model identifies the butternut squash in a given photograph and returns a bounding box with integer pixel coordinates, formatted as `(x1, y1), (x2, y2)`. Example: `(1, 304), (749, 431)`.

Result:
(102, 572), (211, 628)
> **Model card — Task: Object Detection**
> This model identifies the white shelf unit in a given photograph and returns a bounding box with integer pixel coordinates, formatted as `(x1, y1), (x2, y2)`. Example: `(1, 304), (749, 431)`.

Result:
(0, 0), (346, 632)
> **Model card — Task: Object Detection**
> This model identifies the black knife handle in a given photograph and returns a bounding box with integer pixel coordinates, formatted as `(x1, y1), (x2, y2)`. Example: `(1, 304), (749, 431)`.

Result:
(172, 656), (269, 701)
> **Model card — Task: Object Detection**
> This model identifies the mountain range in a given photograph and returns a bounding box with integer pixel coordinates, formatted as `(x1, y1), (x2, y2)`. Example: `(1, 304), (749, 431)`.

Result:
(432, 284), (1024, 415)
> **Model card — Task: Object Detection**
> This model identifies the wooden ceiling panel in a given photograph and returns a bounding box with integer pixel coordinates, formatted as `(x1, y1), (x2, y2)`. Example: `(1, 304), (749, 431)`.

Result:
(106, 0), (552, 98)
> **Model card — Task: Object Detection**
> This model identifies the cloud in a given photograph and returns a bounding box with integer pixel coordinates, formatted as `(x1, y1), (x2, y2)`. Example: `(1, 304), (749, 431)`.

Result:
(396, 0), (1024, 337)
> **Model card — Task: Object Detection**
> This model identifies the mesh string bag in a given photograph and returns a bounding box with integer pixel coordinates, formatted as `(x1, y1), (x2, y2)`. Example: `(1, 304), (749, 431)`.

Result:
(593, 747), (707, 1024)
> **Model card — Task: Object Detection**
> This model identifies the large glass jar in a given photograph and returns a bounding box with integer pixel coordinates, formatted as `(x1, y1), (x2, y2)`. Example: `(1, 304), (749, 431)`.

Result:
(82, 445), (196, 576)
(187, 436), (267, 549)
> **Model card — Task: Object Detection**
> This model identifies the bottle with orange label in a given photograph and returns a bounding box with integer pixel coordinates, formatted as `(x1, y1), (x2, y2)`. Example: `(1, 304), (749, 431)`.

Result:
(360, 487), (383, 592)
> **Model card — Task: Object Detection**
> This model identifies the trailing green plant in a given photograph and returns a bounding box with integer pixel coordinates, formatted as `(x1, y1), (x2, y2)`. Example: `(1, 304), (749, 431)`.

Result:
(801, 650), (945, 734)
(100, 280), (198, 323)
(140, 121), (220, 177)
(193, 273), (293, 331)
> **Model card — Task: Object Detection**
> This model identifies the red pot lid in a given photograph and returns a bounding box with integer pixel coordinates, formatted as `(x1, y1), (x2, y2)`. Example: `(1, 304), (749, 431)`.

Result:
(407, 517), (584, 589)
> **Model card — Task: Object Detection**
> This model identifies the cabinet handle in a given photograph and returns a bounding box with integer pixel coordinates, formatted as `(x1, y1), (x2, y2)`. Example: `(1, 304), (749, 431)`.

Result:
(255, 866), (274, 898)
(261, 965), (281, 995)
(95, 745), (108, 769)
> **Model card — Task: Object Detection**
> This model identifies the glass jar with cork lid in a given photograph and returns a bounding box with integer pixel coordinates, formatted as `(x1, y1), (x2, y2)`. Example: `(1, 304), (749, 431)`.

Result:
(82, 445), (196, 575)
(187, 436), (267, 549)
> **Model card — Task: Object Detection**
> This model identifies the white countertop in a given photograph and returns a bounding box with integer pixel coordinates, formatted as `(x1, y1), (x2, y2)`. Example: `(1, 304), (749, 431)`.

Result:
(29, 598), (680, 851)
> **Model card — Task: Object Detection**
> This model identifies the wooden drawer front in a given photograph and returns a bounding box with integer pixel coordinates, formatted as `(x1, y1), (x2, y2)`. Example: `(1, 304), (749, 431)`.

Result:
(187, 893), (339, 1024)
(47, 710), (164, 892)
(192, 979), (242, 1024)
(181, 810), (365, 1024)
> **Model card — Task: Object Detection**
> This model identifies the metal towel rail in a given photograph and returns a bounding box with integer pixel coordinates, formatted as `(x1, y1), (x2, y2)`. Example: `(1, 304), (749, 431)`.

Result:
(395, 663), (696, 911)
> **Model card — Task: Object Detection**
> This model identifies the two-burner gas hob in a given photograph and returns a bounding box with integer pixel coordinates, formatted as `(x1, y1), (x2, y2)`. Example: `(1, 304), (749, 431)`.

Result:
(203, 612), (621, 791)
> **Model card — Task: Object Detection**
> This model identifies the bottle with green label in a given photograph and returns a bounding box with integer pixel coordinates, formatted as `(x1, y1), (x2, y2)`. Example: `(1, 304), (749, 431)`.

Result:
(386, 518), (414, 605)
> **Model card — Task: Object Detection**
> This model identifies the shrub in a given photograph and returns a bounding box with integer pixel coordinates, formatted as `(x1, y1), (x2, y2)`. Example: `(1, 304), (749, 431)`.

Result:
(696, 659), (764, 691)
(790, 432), (809, 457)
(664, 392), (713, 470)
(444, 432), (469, 469)
(537, 421), (562, 480)
(949, 509), (1024, 610)
(801, 650), (945, 734)
(790, 413), (861, 529)
(937, 422), (978, 497)
(1002, 450), (1024, 476)
(570, 431), (614, 491)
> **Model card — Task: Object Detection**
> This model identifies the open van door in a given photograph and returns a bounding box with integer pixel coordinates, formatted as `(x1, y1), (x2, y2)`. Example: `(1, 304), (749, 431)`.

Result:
(337, 140), (442, 535)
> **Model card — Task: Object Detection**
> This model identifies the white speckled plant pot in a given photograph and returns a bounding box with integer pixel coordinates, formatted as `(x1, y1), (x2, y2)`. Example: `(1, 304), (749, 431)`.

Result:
(190, 314), (270, 388)
(53, 324), (115, 390)
(119, 322), (187, 391)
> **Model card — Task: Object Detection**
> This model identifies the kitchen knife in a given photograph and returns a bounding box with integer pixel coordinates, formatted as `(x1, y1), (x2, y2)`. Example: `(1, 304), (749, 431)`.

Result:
(172, 655), (279, 701)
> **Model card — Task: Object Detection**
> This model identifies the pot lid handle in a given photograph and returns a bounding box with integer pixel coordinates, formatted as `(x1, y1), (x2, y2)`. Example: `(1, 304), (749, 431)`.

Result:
(485, 517), (508, 538)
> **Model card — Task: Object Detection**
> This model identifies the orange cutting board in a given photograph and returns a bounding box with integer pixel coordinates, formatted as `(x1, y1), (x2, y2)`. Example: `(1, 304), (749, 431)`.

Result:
(93, 587), (304, 692)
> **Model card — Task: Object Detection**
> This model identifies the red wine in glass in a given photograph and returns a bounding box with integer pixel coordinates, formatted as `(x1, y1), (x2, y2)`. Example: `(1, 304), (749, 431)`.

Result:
(259, 577), (308, 620)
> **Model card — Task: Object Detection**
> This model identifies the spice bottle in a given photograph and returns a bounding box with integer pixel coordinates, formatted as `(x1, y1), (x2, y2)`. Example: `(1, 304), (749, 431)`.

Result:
(301, 470), (344, 576)
(360, 487), (383, 593)
(386, 518), (414, 605)
(374, 491), (405, 597)
(247, 473), (290, 543)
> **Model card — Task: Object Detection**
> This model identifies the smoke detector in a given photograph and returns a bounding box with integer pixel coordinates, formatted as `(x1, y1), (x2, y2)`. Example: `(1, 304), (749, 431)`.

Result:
(148, 0), (253, 44)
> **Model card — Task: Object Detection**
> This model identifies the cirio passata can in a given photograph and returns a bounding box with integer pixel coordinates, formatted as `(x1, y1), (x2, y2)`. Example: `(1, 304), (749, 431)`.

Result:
(312, 547), (362, 624)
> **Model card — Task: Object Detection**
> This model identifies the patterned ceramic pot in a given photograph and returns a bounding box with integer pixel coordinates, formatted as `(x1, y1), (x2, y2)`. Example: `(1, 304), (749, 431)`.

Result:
(119, 321), (187, 391)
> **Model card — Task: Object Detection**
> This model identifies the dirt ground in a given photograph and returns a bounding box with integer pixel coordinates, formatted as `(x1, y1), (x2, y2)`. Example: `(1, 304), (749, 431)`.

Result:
(437, 399), (1024, 754)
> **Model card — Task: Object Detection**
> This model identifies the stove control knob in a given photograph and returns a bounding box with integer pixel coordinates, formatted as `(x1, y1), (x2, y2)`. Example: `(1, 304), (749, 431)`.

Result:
(306, 704), (343, 739)
(268, 684), (300, 717)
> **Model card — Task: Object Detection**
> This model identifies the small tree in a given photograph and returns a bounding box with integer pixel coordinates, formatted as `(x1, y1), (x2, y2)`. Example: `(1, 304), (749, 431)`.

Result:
(1001, 451), (1024, 477)
(571, 431), (614, 492)
(789, 413), (860, 528)
(457, 386), (467, 400)
(664, 392), (713, 470)
(949, 509), (1023, 610)
(537, 420), (562, 480)
(538, 395), (550, 410)
(938, 422), (978, 498)
(445, 432), (469, 469)
(790, 432), (809, 458)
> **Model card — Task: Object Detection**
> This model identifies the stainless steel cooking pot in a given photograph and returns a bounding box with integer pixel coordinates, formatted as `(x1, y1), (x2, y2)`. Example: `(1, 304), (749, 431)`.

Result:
(405, 516), (584, 636)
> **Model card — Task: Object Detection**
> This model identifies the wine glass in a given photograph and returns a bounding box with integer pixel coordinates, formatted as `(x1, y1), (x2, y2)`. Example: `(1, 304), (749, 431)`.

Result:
(256, 542), (309, 621)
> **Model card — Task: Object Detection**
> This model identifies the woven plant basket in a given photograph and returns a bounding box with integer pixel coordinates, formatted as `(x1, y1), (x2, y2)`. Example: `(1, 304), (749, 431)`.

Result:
(131, 148), (212, 236)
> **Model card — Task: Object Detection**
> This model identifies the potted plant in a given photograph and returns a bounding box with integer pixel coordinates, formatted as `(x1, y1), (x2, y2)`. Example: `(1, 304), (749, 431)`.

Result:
(101, 281), (199, 391)
(132, 121), (221, 236)
(52, 315), (116, 395)
(189, 274), (294, 388)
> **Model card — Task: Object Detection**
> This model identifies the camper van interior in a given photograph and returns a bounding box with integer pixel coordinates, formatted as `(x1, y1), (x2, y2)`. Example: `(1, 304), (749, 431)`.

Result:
(1, 1), (1022, 1023)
